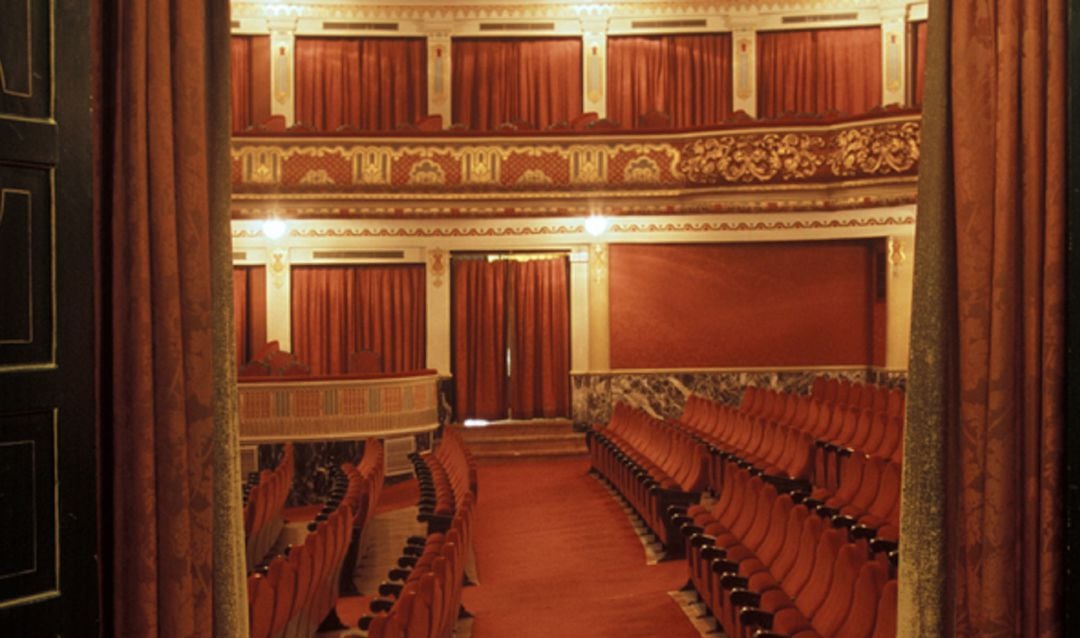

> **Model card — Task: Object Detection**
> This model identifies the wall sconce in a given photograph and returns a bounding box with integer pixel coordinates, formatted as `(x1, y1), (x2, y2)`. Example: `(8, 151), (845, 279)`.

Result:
(584, 214), (609, 237)
(262, 218), (287, 240)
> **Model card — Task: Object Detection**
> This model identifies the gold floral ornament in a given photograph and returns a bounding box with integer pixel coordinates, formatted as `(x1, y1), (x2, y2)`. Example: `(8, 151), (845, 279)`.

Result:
(829, 122), (921, 177)
(678, 133), (826, 184)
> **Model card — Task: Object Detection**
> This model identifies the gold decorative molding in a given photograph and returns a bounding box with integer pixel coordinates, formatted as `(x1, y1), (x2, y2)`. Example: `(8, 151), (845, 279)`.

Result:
(429, 248), (446, 287)
(829, 122), (920, 176)
(679, 132), (825, 183)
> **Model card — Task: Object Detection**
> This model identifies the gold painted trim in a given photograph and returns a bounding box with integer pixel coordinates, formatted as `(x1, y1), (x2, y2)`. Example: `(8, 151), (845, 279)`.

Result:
(574, 364), (884, 375)
(0, 439), (37, 580)
(238, 421), (440, 444)
(0, 0), (34, 98)
(0, 188), (34, 345)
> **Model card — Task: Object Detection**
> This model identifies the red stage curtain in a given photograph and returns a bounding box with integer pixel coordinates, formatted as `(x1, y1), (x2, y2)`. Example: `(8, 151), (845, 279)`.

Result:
(232, 266), (267, 365)
(606, 33), (732, 129)
(946, 0), (1064, 634)
(294, 37), (427, 131)
(452, 259), (508, 420)
(910, 21), (927, 106)
(103, 0), (242, 634)
(230, 35), (270, 132)
(451, 37), (582, 130)
(510, 258), (569, 419)
(290, 265), (426, 375)
(756, 27), (881, 117)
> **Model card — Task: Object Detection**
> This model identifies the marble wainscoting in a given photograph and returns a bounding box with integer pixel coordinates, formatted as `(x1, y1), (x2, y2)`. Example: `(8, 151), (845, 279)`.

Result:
(571, 368), (907, 427)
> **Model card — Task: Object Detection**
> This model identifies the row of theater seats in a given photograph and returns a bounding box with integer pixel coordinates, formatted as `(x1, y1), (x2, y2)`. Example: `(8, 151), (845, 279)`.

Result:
(360, 428), (478, 638)
(247, 440), (384, 638)
(339, 440), (387, 596)
(589, 403), (710, 551)
(244, 444), (295, 570)
(671, 460), (896, 638)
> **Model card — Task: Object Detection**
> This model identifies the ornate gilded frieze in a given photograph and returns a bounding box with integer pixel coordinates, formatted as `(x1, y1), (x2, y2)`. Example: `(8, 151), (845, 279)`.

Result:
(231, 112), (920, 217)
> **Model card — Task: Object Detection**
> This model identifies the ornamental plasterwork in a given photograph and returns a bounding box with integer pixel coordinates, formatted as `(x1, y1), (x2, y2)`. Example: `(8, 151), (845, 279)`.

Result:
(679, 132), (826, 183)
(828, 122), (920, 176)
(230, 1), (909, 21)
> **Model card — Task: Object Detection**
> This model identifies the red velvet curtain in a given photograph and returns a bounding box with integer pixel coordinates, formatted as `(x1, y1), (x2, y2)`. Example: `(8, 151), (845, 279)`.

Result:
(452, 259), (508, 420)
(290, 265), (425, 375)
(451, 38), (582, 130)
(946, 0), (1064, 634)
(606, 33), (732, 129)
(911, 21), (927, 106)
(232, 266), (267, 365)
(230, 35), (270, 132)
(756, 27), (881, 117)
(510, 258), (569, 418)
(294, 37), (427, 131)
(103, 0), (239, 634)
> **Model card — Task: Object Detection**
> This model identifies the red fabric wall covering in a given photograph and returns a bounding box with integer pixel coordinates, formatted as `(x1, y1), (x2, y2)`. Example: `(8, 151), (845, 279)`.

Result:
(232, 266), (267, 365)
(451, 37), (583, 131)
(606, 33), (733, 129)
(756, 27), (882, 118)
(230, 35), (271, 132)
(452, 259), (509, 420)
(910, 21), (927, 107)
(608, 242), (877, 368)
(290, 265), (426, 375)
(294, 37), (427, 132)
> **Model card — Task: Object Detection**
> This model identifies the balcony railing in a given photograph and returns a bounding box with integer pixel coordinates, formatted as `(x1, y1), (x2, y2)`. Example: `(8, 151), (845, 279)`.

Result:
(231, 108), (920, 218)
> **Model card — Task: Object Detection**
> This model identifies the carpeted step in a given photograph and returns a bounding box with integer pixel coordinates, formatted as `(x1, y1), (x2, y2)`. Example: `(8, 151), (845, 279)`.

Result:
(455, 419), (588, 459)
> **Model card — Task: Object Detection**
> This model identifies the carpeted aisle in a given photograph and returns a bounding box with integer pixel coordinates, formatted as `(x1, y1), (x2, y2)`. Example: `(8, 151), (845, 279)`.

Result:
(462, 457), (700, 638)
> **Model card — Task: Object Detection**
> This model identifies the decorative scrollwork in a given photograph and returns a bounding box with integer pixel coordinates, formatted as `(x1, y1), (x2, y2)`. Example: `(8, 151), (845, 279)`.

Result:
(829, 122), (921, 177)
(679, 133), (826, 183)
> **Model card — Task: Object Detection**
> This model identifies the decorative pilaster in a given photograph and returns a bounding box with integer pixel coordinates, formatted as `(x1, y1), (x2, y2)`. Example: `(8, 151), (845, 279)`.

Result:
(881, 11), (906, 107)
(426, 28), (452, 126)
(588, 243), (610, 370)
(582, 29), (607, 117)
(885, 232), (914, 369)
(569, 249), (591, 373)
(269, 21), (296, 125)
(426, 247), (452, 374)
(731, 29), (756, 117)
(265, 246), (292, 350)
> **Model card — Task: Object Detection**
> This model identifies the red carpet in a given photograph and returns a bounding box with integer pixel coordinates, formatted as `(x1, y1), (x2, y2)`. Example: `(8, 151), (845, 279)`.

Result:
(376, 477), (419, 514)
(463, 458), (698, 638)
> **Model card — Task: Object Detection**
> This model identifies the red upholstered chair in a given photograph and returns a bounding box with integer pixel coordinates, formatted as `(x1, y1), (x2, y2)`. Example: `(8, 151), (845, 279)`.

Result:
(348, 350), (384, 374)
(415, 114), (444, 132)
(286, 121), (316, 133)
(871, 579), (898, 638)
(834, 562), (891, 637)
(586, 117), (621, 130)
(571, 111), (599, 130)
(257, 115), (287, 132)
(637, 109), (672, 130)
(248, 573), (274, 638)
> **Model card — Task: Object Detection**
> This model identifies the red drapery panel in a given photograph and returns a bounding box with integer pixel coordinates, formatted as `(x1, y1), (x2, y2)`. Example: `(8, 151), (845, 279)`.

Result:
(452, 259), (508, 420)
(946, 0), (1064, 634)
(451, 38), (582, 130)
(290, 265), (426, 375)
(510, 258), (570, 419)
(294, 37), (427, 131)
(910, 21), (927, 107)
(606, 33), (732, 129)
(230, 35), (271, 132)
(756, 27), (881, 118)
(105, 0), (237, 633)
(232, 266), (267, 365)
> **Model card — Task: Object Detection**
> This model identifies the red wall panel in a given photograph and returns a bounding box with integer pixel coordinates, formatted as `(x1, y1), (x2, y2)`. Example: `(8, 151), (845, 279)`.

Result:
(609, 241), (879, 368)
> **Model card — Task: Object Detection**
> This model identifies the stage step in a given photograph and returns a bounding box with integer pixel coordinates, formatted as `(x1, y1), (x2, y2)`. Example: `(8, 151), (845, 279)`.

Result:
(455, 419), (588, 460)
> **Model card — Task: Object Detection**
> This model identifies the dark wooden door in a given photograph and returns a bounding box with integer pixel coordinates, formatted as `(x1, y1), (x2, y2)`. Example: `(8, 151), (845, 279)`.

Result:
(0, 0), (98, 634)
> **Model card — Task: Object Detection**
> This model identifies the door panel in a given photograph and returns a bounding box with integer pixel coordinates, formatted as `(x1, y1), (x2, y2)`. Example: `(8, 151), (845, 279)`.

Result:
(0, 0), (98, 634)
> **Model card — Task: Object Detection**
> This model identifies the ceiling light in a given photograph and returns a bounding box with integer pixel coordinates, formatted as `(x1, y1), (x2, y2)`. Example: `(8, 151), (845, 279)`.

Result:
(584, 215), (609, 237)
(262, 218), (287, 240)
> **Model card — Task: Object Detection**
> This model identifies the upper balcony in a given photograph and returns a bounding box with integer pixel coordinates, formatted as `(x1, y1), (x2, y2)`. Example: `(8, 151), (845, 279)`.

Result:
(230, 107), (920, 220)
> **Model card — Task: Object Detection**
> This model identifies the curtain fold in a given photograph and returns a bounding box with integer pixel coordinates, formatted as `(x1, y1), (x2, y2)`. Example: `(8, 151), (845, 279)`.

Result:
(232, 266), (267, 365)
(290, 265), (426, 375)
(756, 27), (881, 117)
(230, 35), (270, 132)
(911, 21), (928, 107)
(452, 259), (508, 420)
(105, 0), (245, 634)
(898, 0), (1065, 636)
(451, 38), (582, 130)
(510, 258), (570, 419)
(294, 37), (427, 131)
(606, 33), (732, 129)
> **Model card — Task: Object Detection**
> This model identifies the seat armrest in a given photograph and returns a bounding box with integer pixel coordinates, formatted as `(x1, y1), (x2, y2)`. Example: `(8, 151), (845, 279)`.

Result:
(699, 546), (726, 561)
(710, 558), (738, 574)
(689, 533), (716, 548)
(729, 588), (761, 607)
(378, 582), (403, 597)
(720, 573), (748, 589)
(739, 606), (773, 630)
(369, 598), (395, 613)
